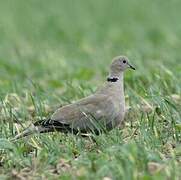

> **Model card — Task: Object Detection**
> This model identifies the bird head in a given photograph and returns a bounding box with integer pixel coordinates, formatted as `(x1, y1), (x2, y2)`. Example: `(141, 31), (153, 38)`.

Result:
(108, 56), (135, 79)
(111, 56), (135, 71)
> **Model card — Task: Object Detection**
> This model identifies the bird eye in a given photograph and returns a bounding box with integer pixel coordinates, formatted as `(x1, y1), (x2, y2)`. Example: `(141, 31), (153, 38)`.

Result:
(123, 60), (126, 63)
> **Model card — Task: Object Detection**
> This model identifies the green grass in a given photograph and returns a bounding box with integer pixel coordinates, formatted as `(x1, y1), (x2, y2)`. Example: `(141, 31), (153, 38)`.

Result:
(0, 0), (181, 179)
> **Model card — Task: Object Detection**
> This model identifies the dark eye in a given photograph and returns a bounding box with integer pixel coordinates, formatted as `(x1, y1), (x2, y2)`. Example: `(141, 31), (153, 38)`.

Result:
(123, 60), (126, 63)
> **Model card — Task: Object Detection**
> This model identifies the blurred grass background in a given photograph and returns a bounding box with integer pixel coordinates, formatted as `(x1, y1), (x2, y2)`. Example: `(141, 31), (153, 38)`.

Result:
(0, 0), (181, 179)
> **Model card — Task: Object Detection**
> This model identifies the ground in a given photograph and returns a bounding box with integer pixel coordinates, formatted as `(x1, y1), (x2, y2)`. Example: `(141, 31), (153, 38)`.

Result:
(0, 0), (181, 179)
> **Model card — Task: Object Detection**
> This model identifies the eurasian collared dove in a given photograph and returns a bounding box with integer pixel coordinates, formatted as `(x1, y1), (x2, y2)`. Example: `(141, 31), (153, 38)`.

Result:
(12, 56), (135, 140)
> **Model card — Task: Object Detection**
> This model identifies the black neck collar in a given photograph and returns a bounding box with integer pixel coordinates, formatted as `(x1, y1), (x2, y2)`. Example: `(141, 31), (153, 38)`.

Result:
(107, 77), (119, 82)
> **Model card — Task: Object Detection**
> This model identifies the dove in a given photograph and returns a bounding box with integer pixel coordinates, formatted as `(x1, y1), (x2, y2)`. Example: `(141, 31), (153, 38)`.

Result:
(12, 56), (135, 140)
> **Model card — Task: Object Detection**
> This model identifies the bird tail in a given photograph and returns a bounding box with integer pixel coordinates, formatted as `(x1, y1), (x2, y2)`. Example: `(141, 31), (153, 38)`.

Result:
(11, 123), (48, 141)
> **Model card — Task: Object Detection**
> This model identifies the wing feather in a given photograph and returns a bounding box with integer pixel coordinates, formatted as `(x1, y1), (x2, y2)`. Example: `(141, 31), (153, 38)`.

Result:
(51, 94), (116, 130)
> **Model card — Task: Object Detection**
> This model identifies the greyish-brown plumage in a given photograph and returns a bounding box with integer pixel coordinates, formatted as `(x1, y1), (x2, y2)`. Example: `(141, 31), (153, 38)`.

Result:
(13, 56), (135, 140)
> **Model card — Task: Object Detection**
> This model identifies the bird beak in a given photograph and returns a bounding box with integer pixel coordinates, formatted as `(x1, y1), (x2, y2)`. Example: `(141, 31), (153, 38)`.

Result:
(128, 63), (136, 70)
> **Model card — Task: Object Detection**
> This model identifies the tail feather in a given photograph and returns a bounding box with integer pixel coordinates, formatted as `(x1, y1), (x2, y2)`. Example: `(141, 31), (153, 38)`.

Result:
(11, 119), (73, 141)
(11, 124), (48, 141)
(11, 118), (96, 141)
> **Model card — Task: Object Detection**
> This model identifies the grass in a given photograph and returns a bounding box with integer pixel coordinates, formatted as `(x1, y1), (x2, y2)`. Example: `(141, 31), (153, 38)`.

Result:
(0, 0), (181, 179)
